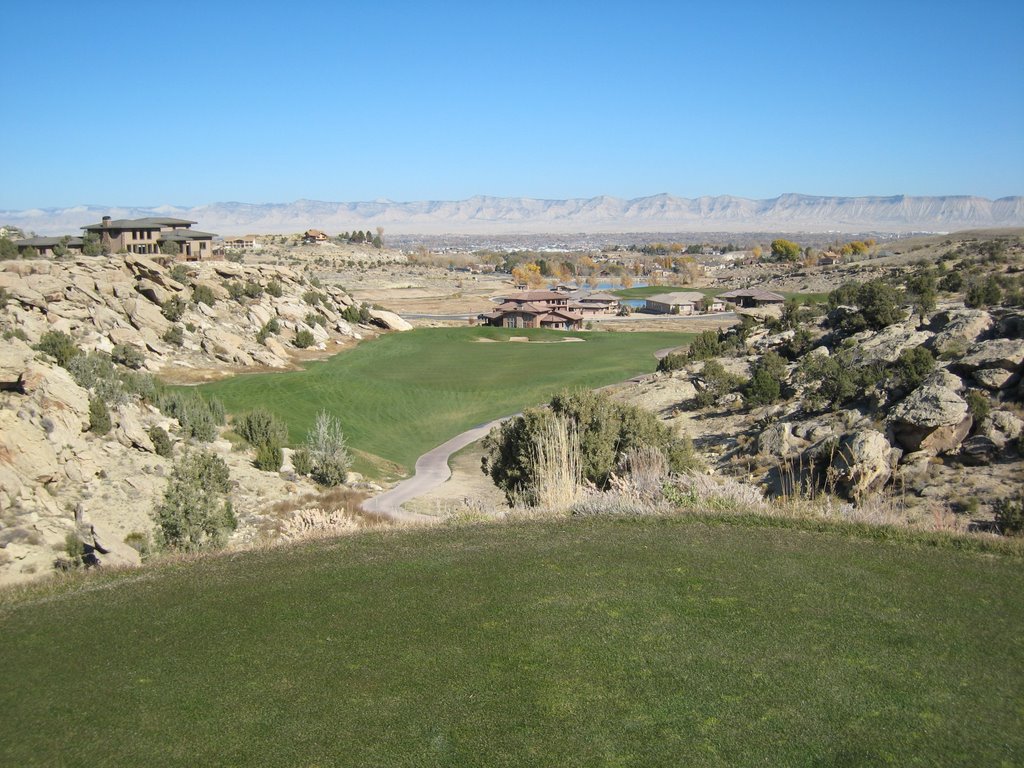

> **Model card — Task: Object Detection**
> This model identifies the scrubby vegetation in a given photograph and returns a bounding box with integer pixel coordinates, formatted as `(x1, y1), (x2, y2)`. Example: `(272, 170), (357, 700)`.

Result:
(154, 450), (234, 551)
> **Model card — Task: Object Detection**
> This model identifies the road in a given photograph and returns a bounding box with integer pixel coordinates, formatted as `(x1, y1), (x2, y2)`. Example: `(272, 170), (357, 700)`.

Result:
(360, 416), (512, 521)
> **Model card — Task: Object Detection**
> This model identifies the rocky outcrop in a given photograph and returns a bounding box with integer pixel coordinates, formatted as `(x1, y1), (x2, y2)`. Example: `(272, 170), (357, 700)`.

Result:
(368, 308), (413, 332)
(956, 339), (1024, 373)
(888, 383), (971, 454)
(928, 309), (993, 354)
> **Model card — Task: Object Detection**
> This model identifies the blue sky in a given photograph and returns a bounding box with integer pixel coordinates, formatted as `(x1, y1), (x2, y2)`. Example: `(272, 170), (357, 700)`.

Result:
(1, 0), (1021, 208)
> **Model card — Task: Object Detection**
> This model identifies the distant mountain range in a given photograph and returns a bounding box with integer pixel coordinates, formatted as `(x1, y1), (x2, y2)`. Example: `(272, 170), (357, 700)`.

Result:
(4, 194), (1023, 236)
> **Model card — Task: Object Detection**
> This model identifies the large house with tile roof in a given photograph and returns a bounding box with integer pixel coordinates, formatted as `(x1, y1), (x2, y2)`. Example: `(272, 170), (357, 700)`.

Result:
(478, 290), (584, 330)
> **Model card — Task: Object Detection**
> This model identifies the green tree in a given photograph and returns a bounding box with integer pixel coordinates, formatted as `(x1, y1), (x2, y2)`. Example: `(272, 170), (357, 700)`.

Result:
(81, 233), (102, 257)
(159, 240), (181, 256)
(905, 270), (938, 319)
(0, 238), (17, 260)
(294, 329), (315, 348)
(744, 352), (787, 406)
(155, 451), (234, 551)
(88, 396), (111, 435)
(770, 239), (802, 262)
(21, 246), (39, 259)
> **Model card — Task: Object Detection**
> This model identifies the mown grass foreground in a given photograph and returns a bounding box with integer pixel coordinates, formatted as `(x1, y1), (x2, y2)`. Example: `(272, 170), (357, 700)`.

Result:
(198, 327), (692, 472)
(1, 517), (1021, 766)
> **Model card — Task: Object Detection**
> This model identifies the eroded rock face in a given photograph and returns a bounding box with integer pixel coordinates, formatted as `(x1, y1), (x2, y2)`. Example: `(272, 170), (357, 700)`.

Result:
(888, 384), (971, 454)
(849, 323), (933, 365)
(978, 411), (1024, 448)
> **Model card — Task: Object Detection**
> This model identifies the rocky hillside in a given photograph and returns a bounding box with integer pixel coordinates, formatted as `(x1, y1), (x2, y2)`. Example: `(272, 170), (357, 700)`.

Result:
(617, 304), (1024, 527)
(6, 194), (1023, 236)
(0, 255), (410, 586)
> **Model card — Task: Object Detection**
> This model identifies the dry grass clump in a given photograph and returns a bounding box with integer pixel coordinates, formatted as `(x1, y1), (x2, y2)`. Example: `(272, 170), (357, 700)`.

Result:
(259, 486), (375, 541)
(518, 415), (582, 510)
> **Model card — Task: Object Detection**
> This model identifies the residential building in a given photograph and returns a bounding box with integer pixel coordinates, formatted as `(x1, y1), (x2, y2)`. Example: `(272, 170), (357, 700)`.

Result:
(478, 290), (583, 330)
(568, 290), (620, 317)
(717, 288), (786, 308)
(303, 229), (330, 243)
(80, 216), (216, 260)
(13, 236), (83, 257)
(644, 291), (708, 315)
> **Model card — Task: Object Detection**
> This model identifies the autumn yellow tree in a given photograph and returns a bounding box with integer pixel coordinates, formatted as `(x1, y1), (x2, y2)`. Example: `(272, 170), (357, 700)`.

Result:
(512, 263), (544, 288)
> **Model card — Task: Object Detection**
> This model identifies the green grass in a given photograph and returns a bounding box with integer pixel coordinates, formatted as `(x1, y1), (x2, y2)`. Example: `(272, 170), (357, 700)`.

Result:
(197, 327), (692, 473)
(1, 515), (1021, 766)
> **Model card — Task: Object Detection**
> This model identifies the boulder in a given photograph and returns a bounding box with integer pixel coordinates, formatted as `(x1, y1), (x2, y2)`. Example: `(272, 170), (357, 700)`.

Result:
(757, 422), (799, 458)
(368, 308), (413, 332)
(264, 337), (290, 360)
(831, 430), (895, 498)
(114, 406), (155, 453)
(978, 411), (1024, 449)
(120, 297), (170, 335)
(0, 339), (35, 390)
(193, 279), (229, 301)
(928, 309), (993, 353)
(888, 383), (972, 454)
(20, 362), (90, 436)
(108, 326), (146, 349)
(275, 302), (309, 323)
(202, 328), (253, 366)
(212, 262), (244, 278)
(972, 368), (1016, 391)
(958, 436), (999, 466)
(124, 254), (165, 282)
(849, 324), (932, 365)
(88, 522), (142, 569)
(248, 304), (274, 329)
(134, 278), (171, 306)
(920, 369), (964, 392)
(955, 339), (1024, 373)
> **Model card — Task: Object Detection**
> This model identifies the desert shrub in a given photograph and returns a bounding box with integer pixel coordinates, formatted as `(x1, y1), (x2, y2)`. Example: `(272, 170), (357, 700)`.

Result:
(149, 426), (173, 457)
(302, 290), (323, 306)
(225, 281), (246, 302)
(192, 284), (216, 306)
(255, 319), (280, 344)
(294, 329), (315, 348)
(685, 330), (722, 361)
(156, 389), (224, 442)
(123, 531), (151, 559)
(995, 492), (1024, 536)
(169, 264), (190, 283)
(939, 271), (963, 292)
(64, 532), (85, 566)
(828, 279), (903, 332)
(340, 303), (371, 324)
(266, 280), (283, 298)
(694, 360), (744, 408)
(162, 324), (184, 346)
(305, 312), (326, 328)
(965, 276), (1002, 308)
(155, 450), (234, 551)
(161, 295), (186, 322)
(744, 352), (787, 406)
(34, 330), (80, 368)
(88, 396), (111, 435)
(291, 448), (313, 476)
(306, 410), (351, 486)
(0, 287), (8, 309)
(889, 346), (935, 391)
(965, 390), (991, 423)
(236, 408), (289, 449)
(67, 352), (125, 405)
(111, 343), (145, 369)
(482, 389), (697, 503)
(797, 351), (860, 410)
(243, 281), (263, 299)
(657, 352), (688, 373)
(254, 443), (283, 472)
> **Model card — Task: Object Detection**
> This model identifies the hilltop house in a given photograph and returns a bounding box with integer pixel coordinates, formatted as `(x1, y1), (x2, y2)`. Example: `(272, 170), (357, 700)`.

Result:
(81, 216), (216, 260)
(717, 288), (786, 308)
(303, 229), (330, 244)
(478, 290), (583, 330)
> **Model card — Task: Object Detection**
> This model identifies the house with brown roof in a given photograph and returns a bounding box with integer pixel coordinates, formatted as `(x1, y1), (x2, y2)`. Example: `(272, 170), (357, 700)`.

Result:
(568, 291), (620, 317)
(81, 216), (216, 260)
(717, 288), (786, 308)
(303, 229), (330, 244)
(478, 290), (583, 330)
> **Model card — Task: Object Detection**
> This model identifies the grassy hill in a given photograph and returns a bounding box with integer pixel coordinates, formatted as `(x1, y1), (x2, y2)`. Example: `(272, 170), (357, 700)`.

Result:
(1, 516), (1021, 766)
(198, 327), (692, 473)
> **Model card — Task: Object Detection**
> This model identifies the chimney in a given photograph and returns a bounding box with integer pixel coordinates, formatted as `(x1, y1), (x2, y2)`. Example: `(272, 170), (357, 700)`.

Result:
(101, 216), (111, 228)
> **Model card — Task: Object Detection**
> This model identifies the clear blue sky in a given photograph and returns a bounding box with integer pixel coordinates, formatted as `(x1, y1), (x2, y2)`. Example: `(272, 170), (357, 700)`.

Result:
(1, 0), (1021, 208)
